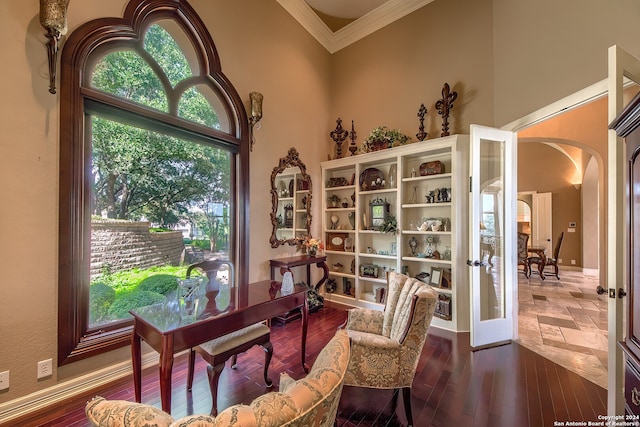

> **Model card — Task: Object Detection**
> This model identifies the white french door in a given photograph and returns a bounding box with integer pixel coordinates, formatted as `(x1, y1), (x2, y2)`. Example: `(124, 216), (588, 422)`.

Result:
(607, 45), (640, 415)
(468, 125), (518, 349)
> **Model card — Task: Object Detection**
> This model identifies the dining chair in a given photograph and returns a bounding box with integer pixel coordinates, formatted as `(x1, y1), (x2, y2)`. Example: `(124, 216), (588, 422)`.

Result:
(517, 232), (530, 278)
(184, 259), (273, 416)
(528, 232), (565, 280)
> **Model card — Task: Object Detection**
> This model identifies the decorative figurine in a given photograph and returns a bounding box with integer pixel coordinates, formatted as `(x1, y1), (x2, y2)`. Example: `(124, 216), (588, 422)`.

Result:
(348, 120), (358, 156)
(409, 236), (419, 255)
(325, 278), (337, 293)
(409, 186), (418, 204)
(435, 82), (458, 137)
(330, 118), (349, 159)
(416, 103), (428, 141)
(330, 215), (339, 230)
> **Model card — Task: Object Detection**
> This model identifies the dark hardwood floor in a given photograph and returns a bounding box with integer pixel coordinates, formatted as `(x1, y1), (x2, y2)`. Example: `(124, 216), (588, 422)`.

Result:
(6, 305), (607, 427)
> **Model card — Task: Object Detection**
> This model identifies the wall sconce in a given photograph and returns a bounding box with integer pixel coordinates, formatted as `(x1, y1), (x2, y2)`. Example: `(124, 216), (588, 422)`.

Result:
(39, 0), (71, 94)
(248, 92), (263, 152)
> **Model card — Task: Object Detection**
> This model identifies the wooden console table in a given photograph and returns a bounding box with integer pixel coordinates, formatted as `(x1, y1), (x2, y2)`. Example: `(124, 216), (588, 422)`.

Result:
(269, 254), (329, 291)
(269, 254), (329, 322)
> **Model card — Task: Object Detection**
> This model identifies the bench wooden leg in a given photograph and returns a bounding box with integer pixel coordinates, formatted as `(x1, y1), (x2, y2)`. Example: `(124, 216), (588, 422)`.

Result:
(207, 362), (225, 416)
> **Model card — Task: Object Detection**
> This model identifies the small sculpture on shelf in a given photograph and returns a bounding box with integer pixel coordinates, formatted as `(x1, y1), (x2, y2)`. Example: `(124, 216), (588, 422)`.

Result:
(330, 215), (339, 230)
(435, 82), (458, 137)
(409, 236), (419, 255)
(325, 278), (337, 293)
(330, 118), (349, 159)
(348, 120), (358, 156)
(416, 103), (428, 141)
(425, 235), (439, 258)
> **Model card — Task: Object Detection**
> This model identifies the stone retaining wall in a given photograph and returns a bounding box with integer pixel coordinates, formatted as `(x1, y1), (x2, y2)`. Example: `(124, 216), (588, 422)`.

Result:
(90, 220), (184, 279)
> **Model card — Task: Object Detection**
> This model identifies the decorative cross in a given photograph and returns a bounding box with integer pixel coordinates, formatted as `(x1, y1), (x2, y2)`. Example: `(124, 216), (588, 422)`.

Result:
(330, 118), (349, 159)
(435, 83), (458, 137)
(348, 120), (358, 156)
(416, 103), (428, 141)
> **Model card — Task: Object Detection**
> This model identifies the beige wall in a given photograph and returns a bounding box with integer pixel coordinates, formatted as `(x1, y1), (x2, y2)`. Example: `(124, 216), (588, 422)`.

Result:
(493, 0), (640, 126)
(2, 0), (640, 415)
(330, 0), (494, 139)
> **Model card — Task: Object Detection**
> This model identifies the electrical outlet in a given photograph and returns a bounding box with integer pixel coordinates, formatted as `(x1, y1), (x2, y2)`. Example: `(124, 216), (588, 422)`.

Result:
(571, 260), (576, 265)
(0, 371), (9, 390)
(558, 258), (562, 264)
(37, 359), (53, 379)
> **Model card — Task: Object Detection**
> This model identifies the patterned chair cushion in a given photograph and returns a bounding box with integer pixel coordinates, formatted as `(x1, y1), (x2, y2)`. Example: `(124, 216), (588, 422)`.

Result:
(86, 330), (350, 427)
(344, 272), (437, 389)
(85, 396), (174, 427)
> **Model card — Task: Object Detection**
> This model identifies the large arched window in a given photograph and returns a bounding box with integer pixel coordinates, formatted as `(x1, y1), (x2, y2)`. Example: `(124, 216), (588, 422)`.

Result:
(58, 0), (250, 365)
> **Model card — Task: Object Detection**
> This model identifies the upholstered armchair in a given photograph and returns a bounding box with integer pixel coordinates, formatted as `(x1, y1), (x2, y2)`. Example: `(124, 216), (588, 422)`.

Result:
(85, 329), (351, 427)
(343, 272), (437, 426)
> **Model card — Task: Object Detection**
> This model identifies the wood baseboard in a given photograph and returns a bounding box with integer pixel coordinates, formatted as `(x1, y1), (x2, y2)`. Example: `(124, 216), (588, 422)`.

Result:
(0, 351), (160, 425)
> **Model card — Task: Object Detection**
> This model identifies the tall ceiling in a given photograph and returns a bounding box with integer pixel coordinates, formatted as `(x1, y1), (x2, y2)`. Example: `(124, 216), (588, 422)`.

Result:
(276, 0), (434, 53)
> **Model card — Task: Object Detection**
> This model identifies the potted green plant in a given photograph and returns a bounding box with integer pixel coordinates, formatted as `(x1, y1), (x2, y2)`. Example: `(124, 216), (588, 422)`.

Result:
(380, 214), (398, 235)
(360, 126), (411, 153)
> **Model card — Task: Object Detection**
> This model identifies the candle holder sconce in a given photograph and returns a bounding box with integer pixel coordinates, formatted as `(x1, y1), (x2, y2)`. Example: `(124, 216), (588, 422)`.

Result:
(248, 91), (263, 152)
(39, 0), (71, 94)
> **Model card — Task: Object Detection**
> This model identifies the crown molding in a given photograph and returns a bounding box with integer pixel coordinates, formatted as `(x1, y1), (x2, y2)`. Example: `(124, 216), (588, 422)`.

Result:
(276, 0), (435, 54)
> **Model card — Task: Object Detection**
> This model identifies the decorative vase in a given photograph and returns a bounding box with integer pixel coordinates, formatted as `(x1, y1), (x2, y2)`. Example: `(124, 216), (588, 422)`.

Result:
(388, 163), (397, 188)
(308, 247), (317, 257)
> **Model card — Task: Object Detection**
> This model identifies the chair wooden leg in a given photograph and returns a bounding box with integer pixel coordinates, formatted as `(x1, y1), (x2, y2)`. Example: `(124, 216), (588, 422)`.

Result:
(538, 262), (545, 280)
(262, 341), (273, 387)
(187, 348), (196, 391)
(206, 362), (225, 416)
(230, 354), (238, 369)
(402, 387), (413, 427)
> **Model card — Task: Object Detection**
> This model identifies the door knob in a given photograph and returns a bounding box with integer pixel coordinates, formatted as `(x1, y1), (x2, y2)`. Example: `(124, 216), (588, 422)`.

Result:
(467, 260), (485, 267)
(596, 286), (606, 295)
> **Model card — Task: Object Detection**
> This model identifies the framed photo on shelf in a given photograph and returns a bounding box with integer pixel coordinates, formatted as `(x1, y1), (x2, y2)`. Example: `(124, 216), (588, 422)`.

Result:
(326, 232), (348, 251)
(429, 267), (443, 287)
(360, 264), (379, 278)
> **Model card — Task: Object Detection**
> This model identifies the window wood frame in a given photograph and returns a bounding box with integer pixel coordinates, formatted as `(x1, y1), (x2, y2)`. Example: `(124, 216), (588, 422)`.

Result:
(58, 0), (250, 366)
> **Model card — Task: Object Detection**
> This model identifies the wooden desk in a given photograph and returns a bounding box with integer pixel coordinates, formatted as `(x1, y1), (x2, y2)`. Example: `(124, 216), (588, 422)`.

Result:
(130, 280), (309, 413)
(269, 254), (329, 291)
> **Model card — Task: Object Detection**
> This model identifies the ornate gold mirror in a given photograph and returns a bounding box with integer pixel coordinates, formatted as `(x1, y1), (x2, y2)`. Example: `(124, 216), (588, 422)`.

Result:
(270, 148), (312, 248)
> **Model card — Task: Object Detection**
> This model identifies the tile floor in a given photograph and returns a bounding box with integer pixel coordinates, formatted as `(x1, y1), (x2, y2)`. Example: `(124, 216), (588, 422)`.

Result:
(517, 269), (609, 388)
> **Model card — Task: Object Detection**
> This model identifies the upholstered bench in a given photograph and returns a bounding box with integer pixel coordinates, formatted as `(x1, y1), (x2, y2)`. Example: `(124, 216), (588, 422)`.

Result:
(86, 329), (350, 427)
(187, 322), (273, 416)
